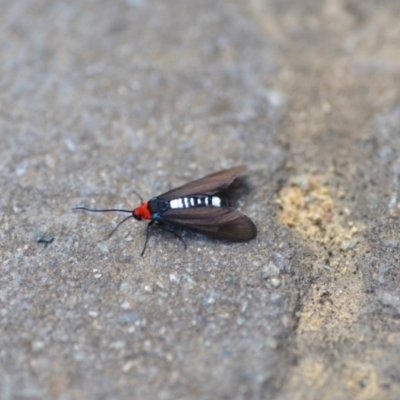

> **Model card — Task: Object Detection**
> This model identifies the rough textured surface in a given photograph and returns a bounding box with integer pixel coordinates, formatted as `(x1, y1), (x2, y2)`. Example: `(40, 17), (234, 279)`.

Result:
(1, 0), (400, 399)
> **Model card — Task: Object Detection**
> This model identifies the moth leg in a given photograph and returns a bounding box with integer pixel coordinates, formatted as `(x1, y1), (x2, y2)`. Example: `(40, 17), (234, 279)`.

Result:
(158, 224), (187, 250)
(141, 220), (154, 256)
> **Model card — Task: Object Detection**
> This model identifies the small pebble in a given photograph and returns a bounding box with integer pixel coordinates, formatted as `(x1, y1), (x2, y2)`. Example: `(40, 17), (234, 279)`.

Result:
(33, 225), (54, 244)
(88, 311), (98, 318)
(270, 278), (281, 288)
(121, 301), (131, 310)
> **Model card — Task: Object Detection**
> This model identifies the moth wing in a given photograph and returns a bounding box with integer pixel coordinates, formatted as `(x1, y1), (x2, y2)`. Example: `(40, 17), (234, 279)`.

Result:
(159, 166), (244, 201)
(161, 206), (257, 242)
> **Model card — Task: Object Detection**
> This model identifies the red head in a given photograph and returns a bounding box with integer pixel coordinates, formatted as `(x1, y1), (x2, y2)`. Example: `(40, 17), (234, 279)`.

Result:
(133, 202), (151, 221)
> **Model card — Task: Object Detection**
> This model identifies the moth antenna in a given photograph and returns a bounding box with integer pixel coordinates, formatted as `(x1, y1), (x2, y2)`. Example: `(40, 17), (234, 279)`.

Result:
(73, 207), (132, 213)
(107, 215), (134, 239)
(73, 207), (134, 239)
(132, 190), (144, 203)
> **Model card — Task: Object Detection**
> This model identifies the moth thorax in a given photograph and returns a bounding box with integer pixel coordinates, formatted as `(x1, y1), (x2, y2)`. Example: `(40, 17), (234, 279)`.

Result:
(169, 196), (221, 209)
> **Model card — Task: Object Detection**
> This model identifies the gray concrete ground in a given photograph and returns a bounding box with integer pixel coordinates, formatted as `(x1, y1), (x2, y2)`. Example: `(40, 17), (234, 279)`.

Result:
(1, 0), (400, 399)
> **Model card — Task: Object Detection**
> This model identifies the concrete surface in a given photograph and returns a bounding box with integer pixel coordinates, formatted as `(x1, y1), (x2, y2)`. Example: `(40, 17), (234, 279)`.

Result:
(1, 0), (400, 399)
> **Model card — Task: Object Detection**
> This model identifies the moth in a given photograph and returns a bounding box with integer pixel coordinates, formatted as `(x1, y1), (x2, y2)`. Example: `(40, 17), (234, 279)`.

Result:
(74, 166), (257, 255)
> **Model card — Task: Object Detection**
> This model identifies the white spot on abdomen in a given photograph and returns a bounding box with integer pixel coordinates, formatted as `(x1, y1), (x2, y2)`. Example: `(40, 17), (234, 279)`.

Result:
(211, 197), (221, 206)
(170, 199), (183, 209)
(169, 196), (222, 209)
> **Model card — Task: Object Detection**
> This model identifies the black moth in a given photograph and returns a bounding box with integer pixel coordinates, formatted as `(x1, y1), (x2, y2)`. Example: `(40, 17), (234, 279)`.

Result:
(74, 166), (257, 255)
